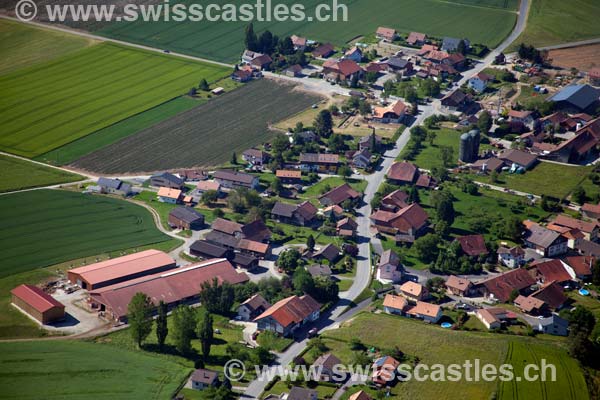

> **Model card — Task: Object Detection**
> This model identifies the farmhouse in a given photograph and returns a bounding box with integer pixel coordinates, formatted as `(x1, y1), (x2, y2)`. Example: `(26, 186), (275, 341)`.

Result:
(232, 253), (259, 270)
(523, 222), (568, 257)
(299, 153), (339, 173)
(441, 89), (473, 111)
(445, 275), (473, 297)
(507, 110), (535, 129)
(168, 207), (205, 230)
(407, 32), (427, 46)
(563, 256), (595, 280)
(549, 215), (599, 242)
(232, 69), (253, 82)
(476, 269), (536, 302)
(383, 294), (408, 315)
(214, 170), (259, 190)
(150, 172), (184, 189)
(498, 149), (538, 170)
(242, 148), (270, 167)
(190, 369), (219, 390)
(370, 203), (429, 241)
(322, 59), (363, 83)
(237, 294), (271, 321)
(372, 101), (407, 124)
(157, 187), (182, 204)
(497, 246), (525, 268)
(377, 249), (404, 283)
(387, 161), (418, 184)
(254, 294), (320, 337)
(376, 27), (398, 42)
(89, 258), (249, 322)
(318, 183), (361, 206)
(456, 234), (488, 258)
(271, 201), (318, 226)
(284, 64), (303, 77)
(312, 43), (335, 58)
(11, 284), (65, 324)
(68, 250), (177, 290)
(189, 240), (232, 260)
(97, 177), (132, 196)
(582, 202), (600, 220)
(399, 281), (429, 301)
(532, 259), (575, 285)
(380, 189), (409, 212)
(276, 169), (302, 183)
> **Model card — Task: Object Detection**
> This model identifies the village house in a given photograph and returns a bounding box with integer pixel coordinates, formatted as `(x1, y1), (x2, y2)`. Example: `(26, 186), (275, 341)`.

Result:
(476, 308), (517, 330)
(441, 89), (473, 111)
(291, 35), (307, 51)
(407, 32), (427, 46)
(380, 190), (410, 212)
(406, 301), (442, 323)
(348, 390), (372, 400)
(11, 284), (65, 324)
(372, 100), (408, 124)
(372, 356), (400, 386)
(456, 234), (488, 258)
(312, 353), (343, 381)
(399, 281), (429, 301)
(564, 255), (595, 280)
(287, 387), (318, 400)
(306, 264), (332, 279)
(376, 27), (398, 42)
(530, 281), (567, 311)
(549, 215), (599, 242)
(251, 54), (273, 71)
(582, 202), (600, 220)
(271, 201), (318, 226)
(168, 207), (205, 230)
(497, 246), (525, 268)
(383, 293), (408, 315)
(312, 243), (341, 264)
(237, 294), (271, 322)
(275, 169), (302, 184)
(318, 183), (361, 206)
(312, 43), (335, 58)
(445, 275), (474, 297)
(157, 187), (182, 204)
(97, 177), (132, 196)
(189, 240), (232, 260)
(370, 203), (429, 242)
(174, 169), (208, 182)
(351, 148), (372, 169)
(468, 72), (494, 93)
(323, 204), (344, 220)
(441, 37), (470, 52)
(387, 161), (418, 184)
(322, 59), (363, 83)
(528, 314), (569, 336)
(377, 249), (404, 284)
(299, 153), (340, 173)
(284, 64), (303, 77)
(514, 294), (547, 315)
(213, 170), (259, 190)
(384, 57), (413, 73)
(589, 67), (600, 86)
(232, 253), (259, 271)
(231, 68), (253, 82)
(507, 110), (535, 129)
(359, 132), (382, 151)
(190, 369), (219, 390)
(470, 157), (505, 174)
(242, 148), (270, 168)
(532, 259), (575, 286)
(343, 46), (363, 63)
(196, 180), (221, 194)
(544, 117), (600, 164)
(475, 268), (536, 302)
(150, 172), (184, 189)
(254, 294), (320, 337)
(337, 217), (358, 237)
(523, 221), (568, 257)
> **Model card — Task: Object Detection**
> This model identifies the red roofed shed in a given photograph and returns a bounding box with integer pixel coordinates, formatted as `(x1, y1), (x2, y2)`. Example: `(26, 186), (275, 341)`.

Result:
(11, 284), (65, 324)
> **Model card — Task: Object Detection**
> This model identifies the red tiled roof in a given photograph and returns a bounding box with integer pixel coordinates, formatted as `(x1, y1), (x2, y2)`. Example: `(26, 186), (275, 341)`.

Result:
(11, 284), (64, 313)
(456, 234), (488, 257)
(254, 294), (320, 328)
(376, 27), (397, 40)
(479, 269), (536, 302)
(564, 256), (595, 277)
(445, 275), (473, 292)
(407, 301), (440, 318)
(276, 170), (302, 179)
(552, 214), (599, 234)
(534, 259), (573, 283)
(383, 294), (408, 310)
(407, 32), (426, 44)
(531, 281), (567, 309)
(582, 203), (600, 216)
(319, 183), (361, 205)
(373, 100), (407, 119)
(388, 161), (418, 182)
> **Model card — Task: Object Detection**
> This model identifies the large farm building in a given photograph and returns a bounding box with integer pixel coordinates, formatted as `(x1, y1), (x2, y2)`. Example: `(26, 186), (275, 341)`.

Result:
(11, 284), (65, 324)
(89, 258), (249, 322)
(67, 250), (176, 290)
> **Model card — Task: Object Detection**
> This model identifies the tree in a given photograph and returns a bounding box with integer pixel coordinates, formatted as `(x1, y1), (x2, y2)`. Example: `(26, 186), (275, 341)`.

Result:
(278, 36), (294, 55)
(490, 170), (499, 183)
(328, 134), (346, 153)
(128, 292), (153, 347)
(408, 186), (420, 204)
(172, 305), (196, 354)
(314, 110), (333, 138)
(188, 87), (197, 96)
(456, 39), (467, 55)
(244, 23), (258, 51)
(569, 306), (596, 336)
(278, 248), (302, 273)
(509, 289), (519, 302)
(499, 216), (522, 241)
(258, 30), (275, 54)
(306, 235), (315, 251)
(200, 278), (235, 315)
(202, 189), (219, 206)
(156, 300), (168, 351)
(271, 178), (283, 195)
(426, 130), (437, 146)
(572, 186), (586, 205)
(413, 234), (441, 263)
(592, 259), (600, 286)
(338, 165), (352, 178)
(196, 308), (214, 360)
(478, 111), (492, 134)
(359, 101), (371, 116)
(439, 146), (454, 168)
(199, 78), (210, 91)
(231, 152), (238, 165)
(436, 194), (455, 225)
(292, 267), (315, 295)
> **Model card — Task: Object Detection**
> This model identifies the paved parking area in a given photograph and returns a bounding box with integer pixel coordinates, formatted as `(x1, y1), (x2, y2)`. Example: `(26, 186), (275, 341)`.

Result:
(44, 288), (109, 335)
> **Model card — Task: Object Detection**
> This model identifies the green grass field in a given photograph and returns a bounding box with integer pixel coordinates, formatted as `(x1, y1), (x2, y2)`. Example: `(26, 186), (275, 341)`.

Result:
(0, 19), (95, 75)
(0, 41), (229, 158)
(510, 0), (600, 48)
(0, 189), (171, 278)
(321, 312), (588, 400)
(469, 162), (594, 199)
(36, 96), (203, 166)
(95, 0), (517, 63)
(0, 340), (190, 399)
(0, 154), (84, 192)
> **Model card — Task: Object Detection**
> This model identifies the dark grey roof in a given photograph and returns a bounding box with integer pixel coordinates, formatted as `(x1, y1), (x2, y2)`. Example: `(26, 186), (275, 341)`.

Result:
(387, 57), (410, 69)
(272, 202), (297, 218)
(576, 239), (600, 257)
(232, 253), (258, 267)
(307, 264), (332, 277)
(538, 314), (569, 328)
(169, 207), (205, 224)
(189, 240), (228, 258)
(314, 244), (341, 262)
(205, 230), (240, 248)
(288, 386), (318, 400)
(98, 177), (122, 189)
(379, 249), (400, 267)
(441, 37), (470, 52)
(548, 84), (600, 110)
(525, 225), (561, 249)
(214, 170), (257, 185)
(151, 172), (184, 185)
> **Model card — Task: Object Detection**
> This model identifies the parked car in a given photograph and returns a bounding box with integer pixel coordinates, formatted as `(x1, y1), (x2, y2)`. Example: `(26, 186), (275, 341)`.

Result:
(308, 328), (319, 338)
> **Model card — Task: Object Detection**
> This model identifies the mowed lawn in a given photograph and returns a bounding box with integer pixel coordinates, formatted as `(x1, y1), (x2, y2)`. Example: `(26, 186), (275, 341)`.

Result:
(72, 79), (321, 173)
(0, 340), (190, 400)
(0, 41), (229, 158)
(0, 19), (95, 75)
(96, 0), (517, 63)
(322, 312), (587, 400)
(36, 96), (202, 166)
(0, 155), (84, 192)
(510, 0), (600, 48)
(0, 190), (170, 278)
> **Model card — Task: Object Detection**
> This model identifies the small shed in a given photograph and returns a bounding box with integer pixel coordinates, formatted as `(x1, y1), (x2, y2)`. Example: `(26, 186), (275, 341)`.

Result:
(11, 284), (65, 324)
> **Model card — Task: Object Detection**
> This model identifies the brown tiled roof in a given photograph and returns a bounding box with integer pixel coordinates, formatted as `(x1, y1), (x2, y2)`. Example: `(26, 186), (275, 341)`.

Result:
(552, 215), (598, 234)
(383, 294), (408, 310)
(534, 259), (573, 283)
(407, 301), (440, 318)
(191, 369), (218, 384)
(445, 275), (473, 292)
(319, 183), (361, 205)
(314, 243), (341, 262)
(514, 295), (545, 313)
(272, 202), (297, 218)
(11, 284), (64, 313)
(312, 43), (335, 57)
(498, 149), (537, 167)
(582, 203), (600, 216)
(407, 32), (426, 44)
(531, 281), (567, 309)
(214, 170), (257, 185)
(564, 256), (595, 276)
(376, 27), (397, 40)
(296, 201), (318, 221)
(276, 170), (302, 179)
(241, 294), (271, 313)
(237, 239), (269, 255)
(241, 219), (271, 242)
(387, 161), (418, 182)
(456, 234), (488, 257)
(212, 218), (243, 235)
(373, 100), (407, 119)
(400, 281), (426, 297)
(479, 269), (536, 302)
(313, 353), (342, 370)
(382, 189), (409, 209)
(299, 153), (339, 164)
(253, 294), (320, 328)
(349, 390), (372, 400)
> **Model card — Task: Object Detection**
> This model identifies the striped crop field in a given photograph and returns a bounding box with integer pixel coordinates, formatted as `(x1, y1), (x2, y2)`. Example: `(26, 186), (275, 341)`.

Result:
(0, 42), (229, 158)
